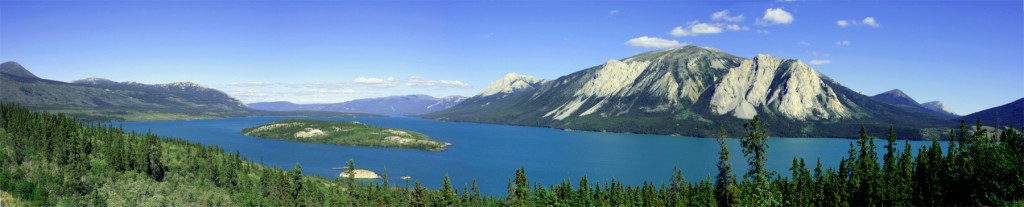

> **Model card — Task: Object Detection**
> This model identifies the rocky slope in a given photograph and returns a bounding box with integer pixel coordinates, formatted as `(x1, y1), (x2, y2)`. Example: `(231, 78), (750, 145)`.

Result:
(921, 101), (957, 117)
(425, 46), (953, 139)
(247, 94), (468, 116)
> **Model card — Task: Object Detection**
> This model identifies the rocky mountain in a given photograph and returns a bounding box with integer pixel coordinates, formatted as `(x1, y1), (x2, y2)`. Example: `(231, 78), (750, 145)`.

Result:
(921, 101), (957, 117)
(247, 94), (468, 116)
(1, 62), (243, 121)
(870, 89), (957, 118)
(425, 46), (953, 139)
(959, 98), (1024, 127)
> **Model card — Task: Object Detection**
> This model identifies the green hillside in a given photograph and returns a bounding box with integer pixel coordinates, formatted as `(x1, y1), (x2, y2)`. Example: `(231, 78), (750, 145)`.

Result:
(2, 104), (1022, 206)
(0, 62), (371, 121)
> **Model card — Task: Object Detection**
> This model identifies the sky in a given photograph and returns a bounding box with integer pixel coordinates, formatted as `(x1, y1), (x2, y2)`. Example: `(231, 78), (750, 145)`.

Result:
(1, 1), (1021, 114)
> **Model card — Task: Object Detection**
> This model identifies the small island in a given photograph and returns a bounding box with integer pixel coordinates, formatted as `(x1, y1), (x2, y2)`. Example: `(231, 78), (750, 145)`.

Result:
(241, 120), (451, 151)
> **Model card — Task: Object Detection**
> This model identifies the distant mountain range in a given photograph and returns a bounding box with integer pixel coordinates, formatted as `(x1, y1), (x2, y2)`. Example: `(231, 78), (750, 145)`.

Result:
(248, 94), (467, 116)
(425, 46), (958, 139)
(870, 89), (958, 118)
(959, 98), (1024, 127)
(0, 61), (368, 121)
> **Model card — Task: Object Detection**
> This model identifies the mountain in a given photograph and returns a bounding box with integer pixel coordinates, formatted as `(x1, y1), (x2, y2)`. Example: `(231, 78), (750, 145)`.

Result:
(959, 98), (1024, 127)
(247, 94), (468, 115)
(872, 89), (920, 108)
(425, 46), (953, 139)
(0, 61), (39, 79)
(0, 61), (369, 121)
(921, 101), (957, 117)
(870, 89), (957, 118)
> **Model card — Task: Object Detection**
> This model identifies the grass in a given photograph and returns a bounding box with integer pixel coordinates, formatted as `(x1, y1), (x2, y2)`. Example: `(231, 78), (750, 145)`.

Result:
(241, 120), (450, 151)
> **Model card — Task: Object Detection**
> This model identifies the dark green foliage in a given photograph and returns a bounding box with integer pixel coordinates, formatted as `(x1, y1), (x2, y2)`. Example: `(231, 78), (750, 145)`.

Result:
(1, 103), (1021, 206)
(715, 127), (739, 207)
(241, 119), (449, 151)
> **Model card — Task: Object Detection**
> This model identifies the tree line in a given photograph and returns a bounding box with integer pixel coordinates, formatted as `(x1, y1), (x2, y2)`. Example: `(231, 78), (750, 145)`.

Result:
(0, 103), (1021, 206)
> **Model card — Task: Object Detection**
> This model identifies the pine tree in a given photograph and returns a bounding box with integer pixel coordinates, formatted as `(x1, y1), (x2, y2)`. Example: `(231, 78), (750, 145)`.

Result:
(440, 174), (458, 206)
(740, 115), (769, 205)
(714, 128), (738, 207)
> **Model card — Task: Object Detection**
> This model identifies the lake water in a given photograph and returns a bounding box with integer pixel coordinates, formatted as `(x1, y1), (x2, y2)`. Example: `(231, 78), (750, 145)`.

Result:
(119, 116), (945, 195)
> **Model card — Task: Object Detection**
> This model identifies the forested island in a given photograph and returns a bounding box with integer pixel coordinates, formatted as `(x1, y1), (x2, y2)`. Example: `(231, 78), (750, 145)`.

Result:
(0, 103), (1021, 206)
(242, 120), (451, 152)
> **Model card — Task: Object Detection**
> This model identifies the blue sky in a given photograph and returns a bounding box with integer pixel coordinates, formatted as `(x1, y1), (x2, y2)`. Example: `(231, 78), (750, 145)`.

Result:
(1, 1), (1021, 114)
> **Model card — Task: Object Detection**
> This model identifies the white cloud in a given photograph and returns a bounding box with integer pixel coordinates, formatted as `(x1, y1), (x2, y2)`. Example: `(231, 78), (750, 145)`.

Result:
(608, 10), (620, 17)
(837, 17), (881, 28)
(353, 76), (398, 87)
(670, 23), (724, 36)
(725, 24), (749, 31)
(483, 33), (494, 38)
(759, 8), (794, 25)
(225, 82), (275, 87)
(837, 20), (850, 27)
(756, 30), (771, 34)
(711, 10), (745, 22)
(835, 40), (851, 46)
(862, 17), (881, 27)
(405, 76), (472, 89)
(625, 36), (686, 48)
(799, 41), (810, 46)
(809, 59), (832, 65)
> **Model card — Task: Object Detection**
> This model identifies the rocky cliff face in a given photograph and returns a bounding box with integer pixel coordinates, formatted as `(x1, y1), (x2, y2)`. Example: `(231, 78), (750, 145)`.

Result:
(921, 101), (957, 116)
(711, 55), (848, 120)
(424, 45), (952, 138)
(478, 73), (547, 98)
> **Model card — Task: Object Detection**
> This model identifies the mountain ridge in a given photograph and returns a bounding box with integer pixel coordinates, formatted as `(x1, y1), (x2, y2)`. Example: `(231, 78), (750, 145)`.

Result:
(958, 98), (1024, 127)
(1, 62), (368, 121)
(247, 94), (468, 115)
(426, 45), (954, 139)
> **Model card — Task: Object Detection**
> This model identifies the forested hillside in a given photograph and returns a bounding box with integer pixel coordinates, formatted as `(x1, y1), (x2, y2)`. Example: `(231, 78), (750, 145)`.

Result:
(0, 103), (1020, 206)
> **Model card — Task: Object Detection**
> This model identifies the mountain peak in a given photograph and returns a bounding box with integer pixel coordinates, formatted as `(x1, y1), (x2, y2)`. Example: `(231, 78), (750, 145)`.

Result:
(478, 73), (545, 97)
(872, 89), (920, 107)
(921, 101), (957, 116)
(72, 77), (117, 85)
(0, 61), (40, 79)
(881, 89), (910, 98)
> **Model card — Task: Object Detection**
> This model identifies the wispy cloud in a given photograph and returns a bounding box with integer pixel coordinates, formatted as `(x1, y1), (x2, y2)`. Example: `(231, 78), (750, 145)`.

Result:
(837, 20), (850, 27)
(862, 17), (881, 27)
(809, 59), (832, 65)
(711, 10), (745, 22)
(608, 10), (620, 17)
(725, 24), (749, 31)
(225, 82), (276, 87)
(799, 41), (811, 46)
(757, 8), (794, 25)
(756, 30), (771, 34)
(625, 36), (686, 48)
(405, 76), (472, 89)
(835, 40), (851, 46)
(353, 76), (398, 88)
(670, 22), (724, 37)
(837, 17), (881, 28)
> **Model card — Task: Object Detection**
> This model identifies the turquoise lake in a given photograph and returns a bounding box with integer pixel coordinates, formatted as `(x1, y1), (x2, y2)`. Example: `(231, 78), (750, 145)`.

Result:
(119, 116), (945, 195)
